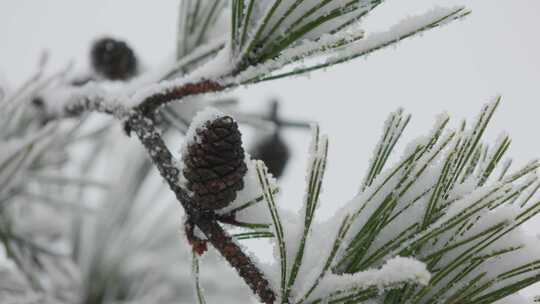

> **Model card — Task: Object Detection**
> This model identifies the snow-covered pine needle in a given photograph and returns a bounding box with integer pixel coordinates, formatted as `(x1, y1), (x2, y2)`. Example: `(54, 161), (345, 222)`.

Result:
(192, 251), (207, 304)
(285, 125), (329, 300)
(162, 39), (227, 81)
(220, 187), (280, 216)
(245, 97), (540, 303)
(296, 214), (353, 303)
(304, 256), (431, 304)
(177, 0), (227, 60)
(256, 160), (288, 300)
(231, 0), (383, 70)
(320, 97), (540, 303)
(361, 109), (411, 192)
(245, 6), (470, 84)
(232, 231), (275, 241)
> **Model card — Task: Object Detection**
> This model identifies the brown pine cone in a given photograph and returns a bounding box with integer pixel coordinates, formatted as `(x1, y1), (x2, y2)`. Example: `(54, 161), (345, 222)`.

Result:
(91, 37), (137, 80)
(183, 116), (247, 210)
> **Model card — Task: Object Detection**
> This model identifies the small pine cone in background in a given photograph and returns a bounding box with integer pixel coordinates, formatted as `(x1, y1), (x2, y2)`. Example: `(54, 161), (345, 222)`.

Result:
(90, 37), (138, 80)
(182, 116), (247, 210)
(250, 100), (291, 178)
(251, 133), (290, 178)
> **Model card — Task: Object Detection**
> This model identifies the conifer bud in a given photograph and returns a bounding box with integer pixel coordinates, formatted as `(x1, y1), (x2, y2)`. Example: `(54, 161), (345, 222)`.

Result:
(182, 115), (247, 210)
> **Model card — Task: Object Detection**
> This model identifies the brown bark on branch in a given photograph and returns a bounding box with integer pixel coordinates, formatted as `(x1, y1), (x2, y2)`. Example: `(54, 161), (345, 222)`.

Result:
(136, 79), (224, 115)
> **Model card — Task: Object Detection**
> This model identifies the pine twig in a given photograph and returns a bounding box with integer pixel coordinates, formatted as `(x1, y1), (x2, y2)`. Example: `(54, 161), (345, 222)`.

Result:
(136, 80), (224, 115)
(43, 73), (276, 302)
(126, 111), (277, 304)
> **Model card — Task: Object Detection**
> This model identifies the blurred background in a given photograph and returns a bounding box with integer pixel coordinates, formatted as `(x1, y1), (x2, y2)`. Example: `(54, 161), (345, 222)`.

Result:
(1, 0), (540, 301)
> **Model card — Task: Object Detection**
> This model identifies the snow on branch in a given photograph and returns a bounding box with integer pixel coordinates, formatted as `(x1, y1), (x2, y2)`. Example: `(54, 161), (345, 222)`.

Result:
(130, 4), (469, 114)
(304, 256), (431, 303)
(242, 6), (470, 83)
(40, 83), (131, 119)
(28, 3), (469, 120)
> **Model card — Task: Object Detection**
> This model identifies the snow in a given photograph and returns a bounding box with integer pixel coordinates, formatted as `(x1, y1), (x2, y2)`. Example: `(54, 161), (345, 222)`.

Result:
(12, 3), (469, 121)
(4, 1), (540, 303)
(227, 28), (364, 83)
(326, 6), (468, 63)
(243, 0), (376, 50)
(15, 39), (229, 119)
(232, 6), (469, 85)
(281, 125), (329, 278)
(187, 44), (235, 82)
(229, 0), (379, 82)
(232, 27), (366, 84)
(130, 44), (233, 107)
(495, 294), (535, 304)
(168, 38), (228, 80)
(39, 83), (132, 119)
(303, 256), (430, 302)
(262, 98), (540, 303)
(182, 107), (225, 150)
(219, 155), (277, 225)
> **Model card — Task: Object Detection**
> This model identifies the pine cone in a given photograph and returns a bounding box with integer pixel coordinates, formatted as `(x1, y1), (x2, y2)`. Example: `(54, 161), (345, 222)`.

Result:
(90, 37), (137, 80)
(250, 100), (290, 178)
(251, 133), (290, 178)
(183, 116), (247, 210)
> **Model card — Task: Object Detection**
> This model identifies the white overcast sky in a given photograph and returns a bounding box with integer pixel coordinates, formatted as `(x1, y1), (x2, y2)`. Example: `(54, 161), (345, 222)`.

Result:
(1, 0), (540, 297)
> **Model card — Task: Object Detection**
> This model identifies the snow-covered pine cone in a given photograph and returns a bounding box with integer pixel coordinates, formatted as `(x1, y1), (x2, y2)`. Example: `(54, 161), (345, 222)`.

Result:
(183, 116), (247, 210)
(90, 37), (137, 80)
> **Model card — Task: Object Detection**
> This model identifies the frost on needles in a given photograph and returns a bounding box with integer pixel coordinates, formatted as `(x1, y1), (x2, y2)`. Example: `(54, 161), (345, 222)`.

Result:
(3, 1), (539, 304)
(247, 97), (540, 303)
(33, 1), (470, 117)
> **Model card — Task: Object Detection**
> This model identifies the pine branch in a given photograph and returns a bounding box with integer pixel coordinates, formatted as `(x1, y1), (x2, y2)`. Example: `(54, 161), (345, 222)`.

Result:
(8, 58), (276, 303)
(135, 79), (224, 116)
(2, 3), (497, 303)
(33, 4), (470, 123)
(126, 111), (277, 304)
(248, 7), (470, 84)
